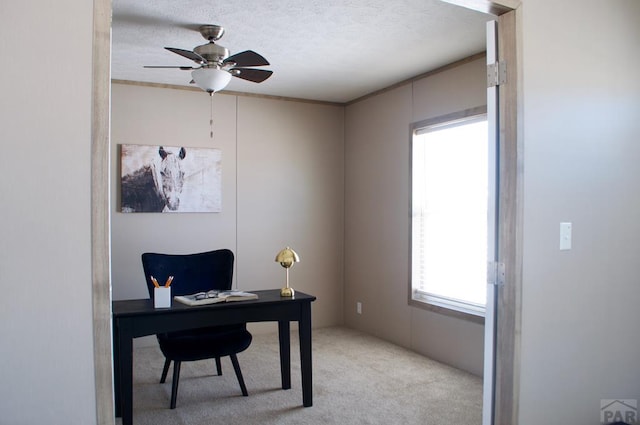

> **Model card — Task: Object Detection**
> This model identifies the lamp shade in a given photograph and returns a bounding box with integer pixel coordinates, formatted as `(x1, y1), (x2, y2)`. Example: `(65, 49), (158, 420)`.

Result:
(191, 68), (232, 93)
(275, 247), (300, 268)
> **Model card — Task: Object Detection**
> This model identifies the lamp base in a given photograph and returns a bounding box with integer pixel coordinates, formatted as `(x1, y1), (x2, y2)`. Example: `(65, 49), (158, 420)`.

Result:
(280, 286), (295, 297)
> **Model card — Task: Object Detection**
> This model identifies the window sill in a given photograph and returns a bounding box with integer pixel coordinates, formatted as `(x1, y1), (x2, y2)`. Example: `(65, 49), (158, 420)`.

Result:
(409, 294), (485, 325)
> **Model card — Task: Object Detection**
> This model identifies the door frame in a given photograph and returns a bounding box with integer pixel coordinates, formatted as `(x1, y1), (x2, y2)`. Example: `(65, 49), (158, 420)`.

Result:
(494, 9), (521, 424)
(442, 2), (522, 424)
(89, 1), (522, 424)
(90, 0), (113, 422)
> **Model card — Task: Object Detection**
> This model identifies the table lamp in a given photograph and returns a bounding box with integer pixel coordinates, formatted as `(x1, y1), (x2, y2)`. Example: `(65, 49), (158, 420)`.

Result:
(275, 246), (300, 297)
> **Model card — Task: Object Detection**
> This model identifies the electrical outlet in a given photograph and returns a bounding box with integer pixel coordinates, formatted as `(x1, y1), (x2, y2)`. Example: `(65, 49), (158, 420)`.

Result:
(356, 302), (362, 314)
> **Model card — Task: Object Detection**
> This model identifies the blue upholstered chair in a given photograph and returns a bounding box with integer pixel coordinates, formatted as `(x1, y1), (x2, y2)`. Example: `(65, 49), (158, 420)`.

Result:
(141, 249), (252, 409)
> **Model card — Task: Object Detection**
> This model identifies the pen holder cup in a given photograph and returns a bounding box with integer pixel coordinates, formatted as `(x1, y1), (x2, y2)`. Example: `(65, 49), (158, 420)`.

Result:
(154, 287), (171, 308)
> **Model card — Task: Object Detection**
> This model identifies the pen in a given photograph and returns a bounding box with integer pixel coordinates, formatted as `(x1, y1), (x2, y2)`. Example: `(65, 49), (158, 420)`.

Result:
(151, 276), (160, 288)
(165, 276), (174, 288)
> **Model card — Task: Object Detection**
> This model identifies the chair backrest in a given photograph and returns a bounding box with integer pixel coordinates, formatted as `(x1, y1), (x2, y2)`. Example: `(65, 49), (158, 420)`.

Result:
(141, 249), (234, 297)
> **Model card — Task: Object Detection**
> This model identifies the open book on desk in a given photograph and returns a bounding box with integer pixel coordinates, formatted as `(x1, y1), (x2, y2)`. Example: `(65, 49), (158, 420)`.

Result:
(174, 290), (258, 307)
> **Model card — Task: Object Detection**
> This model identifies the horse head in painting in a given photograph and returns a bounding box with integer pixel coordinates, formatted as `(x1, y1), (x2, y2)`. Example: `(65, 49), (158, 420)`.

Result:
(153, 146), (186, 211)
(121, 145), (187, 213)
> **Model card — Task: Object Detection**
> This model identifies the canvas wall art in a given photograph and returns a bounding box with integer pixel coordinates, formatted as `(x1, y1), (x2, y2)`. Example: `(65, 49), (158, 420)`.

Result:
(120, 144), (222, 213)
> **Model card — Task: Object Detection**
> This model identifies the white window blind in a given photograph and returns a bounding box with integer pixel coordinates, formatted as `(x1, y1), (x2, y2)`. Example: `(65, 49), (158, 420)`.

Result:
(411, 115), (488, 316)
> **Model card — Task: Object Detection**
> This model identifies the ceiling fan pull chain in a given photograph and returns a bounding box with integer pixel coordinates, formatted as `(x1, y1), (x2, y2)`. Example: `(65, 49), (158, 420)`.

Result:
(210, 93), (214, 139)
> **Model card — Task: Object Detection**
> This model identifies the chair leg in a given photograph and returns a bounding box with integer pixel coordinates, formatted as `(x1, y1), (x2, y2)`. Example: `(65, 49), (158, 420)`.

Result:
(230, 354), (248, 396)
(160, 358), (171, 384)
(170, 361), (181, 409)
(215, 357), (222, 376)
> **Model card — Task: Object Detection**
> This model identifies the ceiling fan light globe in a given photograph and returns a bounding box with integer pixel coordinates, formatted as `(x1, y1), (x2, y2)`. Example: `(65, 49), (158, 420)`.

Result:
(191, 68), (232, 93)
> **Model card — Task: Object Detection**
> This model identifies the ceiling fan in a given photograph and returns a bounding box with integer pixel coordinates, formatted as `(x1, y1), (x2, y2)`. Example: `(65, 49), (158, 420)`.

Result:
(144, 24), (273, 95)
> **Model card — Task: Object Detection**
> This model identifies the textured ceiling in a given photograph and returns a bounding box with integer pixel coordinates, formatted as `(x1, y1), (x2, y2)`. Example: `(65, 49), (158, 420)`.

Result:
(111, 0), (492, 103)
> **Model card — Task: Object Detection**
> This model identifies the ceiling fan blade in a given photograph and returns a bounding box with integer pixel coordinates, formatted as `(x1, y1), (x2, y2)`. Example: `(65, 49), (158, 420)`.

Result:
(144, 65), (195, 70)
(233, 68), (273, 83)
(224, 50), (269, 67)
(165, 47), (207, 64)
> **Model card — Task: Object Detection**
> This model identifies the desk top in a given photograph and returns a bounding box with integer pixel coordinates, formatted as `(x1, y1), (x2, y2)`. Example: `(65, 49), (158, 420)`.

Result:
(113, 289), (316, 318)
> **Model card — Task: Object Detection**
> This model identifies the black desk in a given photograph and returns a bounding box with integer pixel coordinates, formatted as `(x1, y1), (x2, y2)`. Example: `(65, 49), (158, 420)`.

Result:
(113, 290), (316, 425)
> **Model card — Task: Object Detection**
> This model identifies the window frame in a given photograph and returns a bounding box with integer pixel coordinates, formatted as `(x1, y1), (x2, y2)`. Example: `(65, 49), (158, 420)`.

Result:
(408, 106), (488, 324)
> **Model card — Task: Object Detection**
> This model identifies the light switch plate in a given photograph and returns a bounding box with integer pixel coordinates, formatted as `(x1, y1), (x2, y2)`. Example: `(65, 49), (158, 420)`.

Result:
(560, 222), (572, 250)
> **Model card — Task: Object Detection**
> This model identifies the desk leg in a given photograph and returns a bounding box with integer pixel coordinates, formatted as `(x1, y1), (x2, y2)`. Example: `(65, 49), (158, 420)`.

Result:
(299, 302), (313, 407)
(278, 320), (291, 389)
(117, 328), (134, 425)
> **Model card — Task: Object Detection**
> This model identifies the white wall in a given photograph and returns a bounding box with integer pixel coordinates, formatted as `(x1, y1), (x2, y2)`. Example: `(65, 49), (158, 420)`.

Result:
(518, 0), (640, 423)
(344, 57), (487, 376)
(236, 96), (345, 329)
(111, 85), (239, 301)
(0, 1), (97, 424)
(111, 84), (345, 331)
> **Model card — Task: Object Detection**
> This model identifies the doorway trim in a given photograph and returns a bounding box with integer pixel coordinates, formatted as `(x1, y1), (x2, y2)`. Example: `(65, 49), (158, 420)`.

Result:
(493, 9), (521, 425)
(442, 2), (522, 424)
(90, 2), (522, 424)
(91, 0), (113, 423)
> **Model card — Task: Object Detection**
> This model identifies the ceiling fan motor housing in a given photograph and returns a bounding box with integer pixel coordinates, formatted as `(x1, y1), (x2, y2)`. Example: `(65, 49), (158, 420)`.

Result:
(194, 43), (230, 65)
(199, 24), (224, 42)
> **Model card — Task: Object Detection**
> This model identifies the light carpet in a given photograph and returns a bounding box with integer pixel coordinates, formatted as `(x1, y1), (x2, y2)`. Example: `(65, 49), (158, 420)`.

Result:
(116, 326), (482, 425)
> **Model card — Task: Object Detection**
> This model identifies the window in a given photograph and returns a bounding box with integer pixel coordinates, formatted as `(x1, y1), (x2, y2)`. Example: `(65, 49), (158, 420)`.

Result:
(410, 112), (489, 318)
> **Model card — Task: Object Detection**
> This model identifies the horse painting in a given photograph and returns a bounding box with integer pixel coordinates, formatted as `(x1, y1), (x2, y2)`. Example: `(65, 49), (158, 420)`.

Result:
(121, 146), (186, 213)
